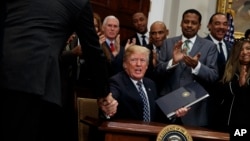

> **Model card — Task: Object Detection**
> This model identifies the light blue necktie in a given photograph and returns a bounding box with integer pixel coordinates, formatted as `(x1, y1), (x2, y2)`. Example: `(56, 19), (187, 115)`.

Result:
(136, 81), (150, 122)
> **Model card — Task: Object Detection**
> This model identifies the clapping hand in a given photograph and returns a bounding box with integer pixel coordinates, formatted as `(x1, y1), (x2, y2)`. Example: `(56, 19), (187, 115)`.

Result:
(173, 40), (184, 65)
(125, 38), (136, 50)
(183, 53), (201, 68)
(98, 32), (106, 45)
(112, 34), (121, 56)
(239, 65), (247, 86)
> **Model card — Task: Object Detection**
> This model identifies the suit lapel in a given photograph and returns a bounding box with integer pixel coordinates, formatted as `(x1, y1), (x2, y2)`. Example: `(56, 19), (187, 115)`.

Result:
(122, 72), (142, 100)
(135, 34), (141, 46)
(189, 36), (202, 57)
(142, 79), (155, 113)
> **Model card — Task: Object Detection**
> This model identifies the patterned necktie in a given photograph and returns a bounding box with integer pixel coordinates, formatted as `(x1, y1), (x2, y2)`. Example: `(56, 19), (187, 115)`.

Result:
(110, 42), (115, 52)
(136, 81), (150, 122)
(218, 42), (226, 62)
(141, 35), (147, 46)
(183, 40), (191, 55)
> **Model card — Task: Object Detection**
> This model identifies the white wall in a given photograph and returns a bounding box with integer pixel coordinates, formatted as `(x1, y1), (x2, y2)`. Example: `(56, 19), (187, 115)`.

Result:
(148, 0), (217, 38)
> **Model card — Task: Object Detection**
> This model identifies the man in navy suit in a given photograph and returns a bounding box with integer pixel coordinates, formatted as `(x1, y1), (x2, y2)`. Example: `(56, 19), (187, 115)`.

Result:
(101, 15), (125, 77)
(206, 13), (232, 78)
(0, 0), (109, 141)
(156, 9), (219, 127)
(205, 13), (233, 131)
(98, 45), (189, 123)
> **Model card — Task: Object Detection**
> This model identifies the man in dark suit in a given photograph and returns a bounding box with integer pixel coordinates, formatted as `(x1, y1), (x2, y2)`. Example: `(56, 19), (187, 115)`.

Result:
(101, 15), (125, 77)
(156, 9), (219, 127)
(205, 13), (232, 131)
(0, 0), (109, 141)
(206, 13), (232, 79)
(130, 12), (149, 47)
(98, 45), (189, 123)
(60, 33), (82, 141)
(145, 21), (169, 93)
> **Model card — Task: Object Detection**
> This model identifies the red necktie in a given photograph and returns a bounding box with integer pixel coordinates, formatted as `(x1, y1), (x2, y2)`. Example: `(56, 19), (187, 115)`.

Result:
(110, 42), (115, 52)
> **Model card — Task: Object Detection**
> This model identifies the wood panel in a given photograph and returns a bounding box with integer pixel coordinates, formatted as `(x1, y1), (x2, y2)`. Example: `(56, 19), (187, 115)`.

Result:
(99, 120), (230, 141)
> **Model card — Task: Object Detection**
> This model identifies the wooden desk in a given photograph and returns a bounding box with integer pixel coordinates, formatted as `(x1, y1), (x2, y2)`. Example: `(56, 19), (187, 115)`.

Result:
(99, 120), (229, 141)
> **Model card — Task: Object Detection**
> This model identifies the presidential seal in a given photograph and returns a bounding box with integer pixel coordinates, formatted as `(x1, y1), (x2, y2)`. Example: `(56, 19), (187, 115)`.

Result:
(182, 91), (190, 97)
(156, 124), (192, 141)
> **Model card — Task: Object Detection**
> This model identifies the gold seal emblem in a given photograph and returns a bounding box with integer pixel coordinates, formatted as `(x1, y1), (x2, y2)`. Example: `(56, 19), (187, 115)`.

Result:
(156, 124), (192, 141)
(182, 91), (190, 97)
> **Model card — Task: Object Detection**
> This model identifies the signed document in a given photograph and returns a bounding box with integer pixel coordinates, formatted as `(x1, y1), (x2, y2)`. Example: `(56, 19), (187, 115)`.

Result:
(156, 81), (209, 119)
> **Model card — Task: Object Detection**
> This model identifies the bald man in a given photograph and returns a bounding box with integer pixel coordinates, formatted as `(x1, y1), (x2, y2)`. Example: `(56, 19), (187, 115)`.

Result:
(145, 21), (169, 93)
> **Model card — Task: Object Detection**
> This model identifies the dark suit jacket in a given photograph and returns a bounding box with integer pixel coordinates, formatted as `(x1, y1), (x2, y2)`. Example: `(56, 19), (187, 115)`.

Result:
(60, 36), (79, 83)
(1, 0), (108, 105)
(101, 41), (124, 77)
(145, 44), (155, 79)
(131, 33), (142, 46)
(129, 33), (149, 46)
(156, 35), (219, 126)
(204, 35), (233, 130)
(205, 35), (232, 78)
(108, 71), (169, 123)
(145, 43), (166, 93)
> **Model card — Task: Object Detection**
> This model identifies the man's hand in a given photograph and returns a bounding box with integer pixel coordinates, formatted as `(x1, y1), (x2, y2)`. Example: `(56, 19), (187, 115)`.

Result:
(112, 34), (121, 56)
(175, 107), (190, 117)
(71, 45), (82, 56)
(183, 53), (201, 68)
(125, 38), (136, 50)
(173, 40), (184, 65)
(98, 93), (118, 117)
(98, 32), (106, 45)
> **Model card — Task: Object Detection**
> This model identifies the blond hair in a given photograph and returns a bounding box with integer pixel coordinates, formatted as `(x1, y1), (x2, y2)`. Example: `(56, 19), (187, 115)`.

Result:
(123, 45), (150, 63)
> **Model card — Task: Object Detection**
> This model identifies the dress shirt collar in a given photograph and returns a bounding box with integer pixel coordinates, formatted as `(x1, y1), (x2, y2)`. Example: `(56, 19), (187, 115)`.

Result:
(106, 39), (115, 45)
(137, 33), (149, 44)
(130, 78), (143, 87)
(182, 35), (196, 51)
(182, 35), (197, 44)
(137, 32), (149, 38)
(208, 34), (225, 46)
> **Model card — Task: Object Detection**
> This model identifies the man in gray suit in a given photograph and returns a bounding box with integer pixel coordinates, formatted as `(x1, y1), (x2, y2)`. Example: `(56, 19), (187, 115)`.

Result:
(156, 9), (219, 127)
(0, 0), (109, 141)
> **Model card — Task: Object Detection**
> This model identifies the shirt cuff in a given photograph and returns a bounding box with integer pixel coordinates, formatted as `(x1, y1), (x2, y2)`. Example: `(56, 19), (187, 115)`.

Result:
(167, 59), (179, 70)
(191, 61), (201, 75)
